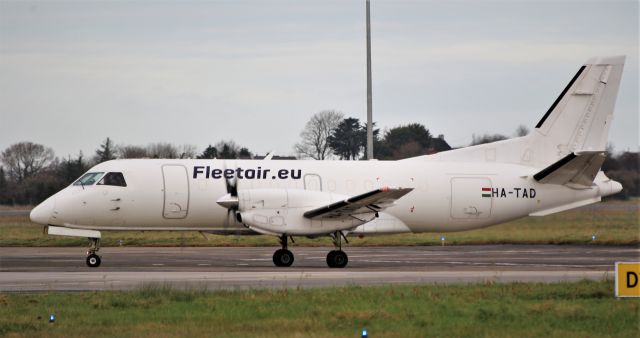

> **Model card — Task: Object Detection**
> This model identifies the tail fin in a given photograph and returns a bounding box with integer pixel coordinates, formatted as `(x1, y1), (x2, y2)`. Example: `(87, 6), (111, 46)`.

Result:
(422, 56), (626, 171)
(532, 56), (625, 165)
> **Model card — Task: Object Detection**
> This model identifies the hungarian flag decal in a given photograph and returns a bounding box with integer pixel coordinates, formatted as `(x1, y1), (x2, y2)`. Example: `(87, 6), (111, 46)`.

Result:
(481, 187), (492, 198)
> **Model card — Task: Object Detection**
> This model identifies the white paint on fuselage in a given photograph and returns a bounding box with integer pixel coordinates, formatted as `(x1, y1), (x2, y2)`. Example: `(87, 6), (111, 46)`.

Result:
(40, 157), (605, 234)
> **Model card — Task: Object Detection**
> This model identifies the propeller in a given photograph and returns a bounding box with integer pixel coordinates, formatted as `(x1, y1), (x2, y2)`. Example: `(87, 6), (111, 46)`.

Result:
(216, 161), (240, 227)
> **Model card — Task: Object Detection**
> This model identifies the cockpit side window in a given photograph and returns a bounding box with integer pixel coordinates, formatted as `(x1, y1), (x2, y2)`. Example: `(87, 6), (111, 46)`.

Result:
(73, 172), (104, 186)
(97, 172), (127, 187)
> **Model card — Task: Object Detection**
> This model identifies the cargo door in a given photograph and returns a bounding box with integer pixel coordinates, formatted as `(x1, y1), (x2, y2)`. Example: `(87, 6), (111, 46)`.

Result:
(450, 177), (492, 219)
(162, 165), (190, 219)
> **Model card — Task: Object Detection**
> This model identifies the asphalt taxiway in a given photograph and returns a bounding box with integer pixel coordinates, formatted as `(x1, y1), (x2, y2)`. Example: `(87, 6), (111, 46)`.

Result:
(1, 245), (638, 291)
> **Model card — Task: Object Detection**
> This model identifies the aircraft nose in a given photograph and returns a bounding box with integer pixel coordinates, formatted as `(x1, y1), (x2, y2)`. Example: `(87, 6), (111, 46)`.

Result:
(30, 197), (55, 225)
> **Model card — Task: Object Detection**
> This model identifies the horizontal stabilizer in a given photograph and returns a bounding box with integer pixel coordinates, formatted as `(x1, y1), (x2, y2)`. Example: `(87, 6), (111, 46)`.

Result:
(533, 151), (606, 187)
(304, 187), (413, 219)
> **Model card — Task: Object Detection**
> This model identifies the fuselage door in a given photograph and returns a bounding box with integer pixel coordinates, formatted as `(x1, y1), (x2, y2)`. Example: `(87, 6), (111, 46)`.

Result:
(450, 177), (492, 219)
(162, 165), (190, 219)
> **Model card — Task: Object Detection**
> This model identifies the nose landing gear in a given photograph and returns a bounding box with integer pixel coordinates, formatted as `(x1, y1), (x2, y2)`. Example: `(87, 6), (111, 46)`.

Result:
(86, 237), (101, 268)
(272, 234), (294, 267)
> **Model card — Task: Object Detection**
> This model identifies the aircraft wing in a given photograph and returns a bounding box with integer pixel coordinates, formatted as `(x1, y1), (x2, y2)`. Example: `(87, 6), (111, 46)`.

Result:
(533, 151), (606, 188)
(303, 187), (413, 220)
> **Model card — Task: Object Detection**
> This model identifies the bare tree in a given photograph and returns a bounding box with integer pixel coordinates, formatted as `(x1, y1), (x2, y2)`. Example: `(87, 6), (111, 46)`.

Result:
(295, 110), (344, 160)
(470, 133), (508, 146)
(514, 125), (530, 137)
(147, 143), (179, 159)
(118, 145), (148, 159)
(179, 144), (198, 159)
(1, 142), (55, 182)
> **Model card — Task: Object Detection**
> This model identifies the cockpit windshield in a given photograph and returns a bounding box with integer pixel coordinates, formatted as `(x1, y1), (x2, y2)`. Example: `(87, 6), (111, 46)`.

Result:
(97, 172), (127, 187)
(73, 172), (104, 186)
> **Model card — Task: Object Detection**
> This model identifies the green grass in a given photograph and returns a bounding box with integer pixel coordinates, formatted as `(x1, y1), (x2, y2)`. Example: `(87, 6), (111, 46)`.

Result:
(0, 280), (638, 337)
(1, 199), (638, 247)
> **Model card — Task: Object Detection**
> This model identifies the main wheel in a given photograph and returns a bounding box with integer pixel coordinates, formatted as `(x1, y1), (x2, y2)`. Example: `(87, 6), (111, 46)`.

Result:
(86, 253), (101, 268)
(326, 250), (348, 268)
(272, 249), (294, 267)
(326, 250), (336, 267)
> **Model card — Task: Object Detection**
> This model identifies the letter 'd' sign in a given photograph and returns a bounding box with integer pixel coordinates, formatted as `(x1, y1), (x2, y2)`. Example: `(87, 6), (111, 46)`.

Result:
(615, 262), (640, 298)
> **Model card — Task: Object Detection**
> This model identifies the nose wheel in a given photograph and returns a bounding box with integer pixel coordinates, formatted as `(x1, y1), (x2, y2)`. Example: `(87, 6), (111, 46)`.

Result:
(86, 237), (101, 268)
(273, 235), (294, 267)
(86, 253), (101, 267)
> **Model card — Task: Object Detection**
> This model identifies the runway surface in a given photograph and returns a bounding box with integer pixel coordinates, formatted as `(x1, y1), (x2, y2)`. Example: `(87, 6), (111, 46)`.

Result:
(1, 245), (638, 291)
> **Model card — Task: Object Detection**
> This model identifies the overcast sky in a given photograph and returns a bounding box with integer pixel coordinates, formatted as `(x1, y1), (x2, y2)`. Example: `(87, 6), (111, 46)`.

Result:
(1, 0), (638, 159)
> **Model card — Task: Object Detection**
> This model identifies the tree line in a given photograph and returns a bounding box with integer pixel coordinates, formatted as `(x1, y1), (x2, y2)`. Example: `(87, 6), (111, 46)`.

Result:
(0, 110), (637, 205)
(0, 139), (255, 205)
(294, 110), (452, 161)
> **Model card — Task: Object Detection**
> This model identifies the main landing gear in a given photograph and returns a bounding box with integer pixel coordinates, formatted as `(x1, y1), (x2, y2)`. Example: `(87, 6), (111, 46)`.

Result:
(270, 232), (349, 268)
(273, 234), (294, 267)
(86, 237), (101, 268)
(326, 231), (348, 268)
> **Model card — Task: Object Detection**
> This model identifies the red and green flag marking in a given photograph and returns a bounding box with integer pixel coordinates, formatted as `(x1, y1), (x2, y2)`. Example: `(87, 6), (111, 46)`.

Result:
(482, 187), (492, 198)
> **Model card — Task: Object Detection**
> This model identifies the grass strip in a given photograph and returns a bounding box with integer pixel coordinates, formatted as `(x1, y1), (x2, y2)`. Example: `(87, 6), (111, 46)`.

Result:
(0, 280), (638, 337)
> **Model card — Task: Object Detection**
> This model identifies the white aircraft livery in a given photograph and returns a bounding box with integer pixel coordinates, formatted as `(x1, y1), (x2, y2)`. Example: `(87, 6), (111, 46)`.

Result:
(30, 56), (625, 268)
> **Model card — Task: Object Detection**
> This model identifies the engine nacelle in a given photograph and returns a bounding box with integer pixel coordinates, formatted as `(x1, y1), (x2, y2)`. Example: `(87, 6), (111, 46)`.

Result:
(236, 189), (368, 236)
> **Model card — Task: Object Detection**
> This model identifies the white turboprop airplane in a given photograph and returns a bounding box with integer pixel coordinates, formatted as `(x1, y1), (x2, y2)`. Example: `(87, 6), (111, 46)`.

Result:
(30, 56), (625, 268)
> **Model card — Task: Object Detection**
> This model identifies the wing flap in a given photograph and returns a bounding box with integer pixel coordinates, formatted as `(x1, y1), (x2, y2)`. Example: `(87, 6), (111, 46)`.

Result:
(533, 151), (606, 187)
(303, 187), (413, 219)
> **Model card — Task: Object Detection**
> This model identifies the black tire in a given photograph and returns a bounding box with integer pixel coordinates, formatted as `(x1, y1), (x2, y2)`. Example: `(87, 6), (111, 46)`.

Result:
(273, 249), (294, 267)
(273, 249), (283, 266)
(326, 250), (336, 267)
(86, 254), (101, 268)
(279, 249), (294, 267)
(327, 250), (348, 268)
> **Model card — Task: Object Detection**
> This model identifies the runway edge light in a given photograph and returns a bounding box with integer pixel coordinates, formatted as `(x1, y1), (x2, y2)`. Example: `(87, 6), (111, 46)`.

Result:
(615, 262), (640, 298)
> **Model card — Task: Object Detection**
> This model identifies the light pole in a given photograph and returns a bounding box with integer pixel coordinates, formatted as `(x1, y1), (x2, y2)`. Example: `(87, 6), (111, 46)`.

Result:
(366, 0), (374, 160)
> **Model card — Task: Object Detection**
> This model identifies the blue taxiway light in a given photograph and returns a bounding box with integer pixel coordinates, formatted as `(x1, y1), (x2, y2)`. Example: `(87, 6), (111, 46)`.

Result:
(361, 328), (368, 338)
(49, 314), (55, 323)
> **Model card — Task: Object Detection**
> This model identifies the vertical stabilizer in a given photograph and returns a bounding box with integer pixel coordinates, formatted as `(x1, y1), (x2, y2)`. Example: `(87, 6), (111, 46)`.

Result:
(532, 56), (625, 165)
(413, 56), (625, 171)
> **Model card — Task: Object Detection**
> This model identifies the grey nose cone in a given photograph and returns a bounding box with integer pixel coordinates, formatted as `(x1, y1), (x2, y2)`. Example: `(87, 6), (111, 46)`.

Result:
(30, 197), (54, 225)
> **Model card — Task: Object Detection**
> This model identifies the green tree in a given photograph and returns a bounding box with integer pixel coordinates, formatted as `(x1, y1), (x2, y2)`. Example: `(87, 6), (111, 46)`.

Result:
(238, 147), (252, 159)
(376, 123), (433, 160)
(95, 137), (116, 163)
(59, 151), (88, 184)
(328, 118), (366, 160)
(216, 140), (239, 159)
(197, 145), (218, 159)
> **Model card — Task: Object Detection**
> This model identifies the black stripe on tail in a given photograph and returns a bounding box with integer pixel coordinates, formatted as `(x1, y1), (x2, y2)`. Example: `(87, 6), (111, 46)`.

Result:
(535, 65), (586, 129)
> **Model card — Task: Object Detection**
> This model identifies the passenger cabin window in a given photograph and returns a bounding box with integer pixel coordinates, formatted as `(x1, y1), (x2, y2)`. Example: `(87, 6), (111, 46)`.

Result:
(73, 172), (104, 186)
(98, 172), (127, 187)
